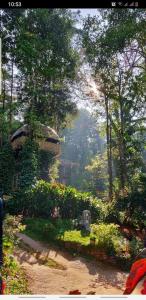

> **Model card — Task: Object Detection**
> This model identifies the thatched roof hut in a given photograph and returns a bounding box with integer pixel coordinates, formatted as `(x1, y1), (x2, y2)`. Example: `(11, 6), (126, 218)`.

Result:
(10, 124), (61, 156)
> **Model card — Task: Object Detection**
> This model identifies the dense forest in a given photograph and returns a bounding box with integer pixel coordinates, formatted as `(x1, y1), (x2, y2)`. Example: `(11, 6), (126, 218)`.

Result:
(1, 9), (146, 202)
(1, 8), (146, 294)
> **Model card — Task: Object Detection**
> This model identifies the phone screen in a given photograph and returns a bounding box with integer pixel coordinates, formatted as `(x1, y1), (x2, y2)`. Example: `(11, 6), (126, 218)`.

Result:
(1, 2), (146, 297)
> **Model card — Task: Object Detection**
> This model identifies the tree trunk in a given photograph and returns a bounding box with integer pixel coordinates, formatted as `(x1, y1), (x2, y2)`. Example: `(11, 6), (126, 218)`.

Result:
(9, 60), (14, 134)
(119, 96), (127, 194)
(0, 74), (6, 148)
(105, 95), (113, 200)
(2, 78), (5, 111)
(117, 70), (127, 194)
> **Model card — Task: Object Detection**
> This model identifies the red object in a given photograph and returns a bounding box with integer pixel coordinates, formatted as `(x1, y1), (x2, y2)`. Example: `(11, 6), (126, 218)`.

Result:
(141, 280), (146, 294)
(0, 280), (6, 295)
(69, 290), (81, 294)
(123, 258), (146, 294)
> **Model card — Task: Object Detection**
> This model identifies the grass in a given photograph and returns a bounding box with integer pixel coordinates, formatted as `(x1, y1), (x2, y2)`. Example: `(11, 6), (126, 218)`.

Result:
(23, 218), (91, 246)
(44, 258), (66, 270)
(59, 230), (90, 246)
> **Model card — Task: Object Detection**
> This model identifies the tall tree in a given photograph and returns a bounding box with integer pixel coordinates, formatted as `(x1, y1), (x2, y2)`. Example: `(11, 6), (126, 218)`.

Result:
(1, 8), (80, 194)
(83, 9), (146, 198)
(1, 9), (79, 131)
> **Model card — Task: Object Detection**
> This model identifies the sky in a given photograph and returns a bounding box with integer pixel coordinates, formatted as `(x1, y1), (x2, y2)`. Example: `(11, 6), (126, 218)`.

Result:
(76, 9), (98, 17)
(71, 9), (98, 28)
(71, 9), (98, 17)
(70, 9), (100, 111)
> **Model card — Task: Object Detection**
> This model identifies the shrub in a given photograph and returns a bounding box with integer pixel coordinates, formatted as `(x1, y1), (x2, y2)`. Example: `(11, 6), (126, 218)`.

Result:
(129, 237), (143, 259)
(0, 143), (15, 194)
(111, 188), (146, 228)
(2, 214), (28, 294)
(24, 218), (73, 242)
(6, 180), (102, 220)
(91, 223), (124, 254)
(102, 201), (122, 224)
(3, 214), (26, 244)
(18, 139), (39, 190)
(24, 217), (143, 271)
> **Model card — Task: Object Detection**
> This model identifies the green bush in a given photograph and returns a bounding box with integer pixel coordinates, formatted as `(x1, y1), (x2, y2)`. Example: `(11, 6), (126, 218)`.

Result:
(24, 218), (73, 242)
(24, 218), (126, 256)
(101, 200), (122, 224)
(129, 237), (143, 259)
(111, 187), (146, 228)
(0, 143), (15, 194)
(24, 217), (144, 271)
(3, 214), (26, 244)
(91, 223), (124, 254)
(6, 180), (102, 220)
(2, 214), (29, 294)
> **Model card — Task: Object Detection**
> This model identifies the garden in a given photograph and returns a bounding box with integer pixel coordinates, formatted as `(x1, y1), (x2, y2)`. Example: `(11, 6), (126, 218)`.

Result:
(5, 180), (144, 272)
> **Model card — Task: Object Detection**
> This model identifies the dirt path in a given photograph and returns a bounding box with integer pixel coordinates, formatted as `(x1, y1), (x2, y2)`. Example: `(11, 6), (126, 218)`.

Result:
(15, 233), (128, 295)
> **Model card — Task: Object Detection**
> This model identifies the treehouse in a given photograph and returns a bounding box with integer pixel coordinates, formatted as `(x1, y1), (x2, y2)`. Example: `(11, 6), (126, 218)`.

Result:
(10, 124), (61, 156)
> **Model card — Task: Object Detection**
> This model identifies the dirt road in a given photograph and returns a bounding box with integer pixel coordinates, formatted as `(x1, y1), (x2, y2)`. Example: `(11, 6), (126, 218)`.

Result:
(15, 233), (128, 295)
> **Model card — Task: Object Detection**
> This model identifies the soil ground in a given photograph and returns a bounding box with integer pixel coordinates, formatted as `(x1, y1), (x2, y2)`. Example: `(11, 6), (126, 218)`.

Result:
(14, 233), (128, 295)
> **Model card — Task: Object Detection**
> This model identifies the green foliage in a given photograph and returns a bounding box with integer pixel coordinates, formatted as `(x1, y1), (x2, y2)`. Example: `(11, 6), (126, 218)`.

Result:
(1, 9), (80, 202)
(83, 9), (146, 197)
(6, 180), (102, 220)
(129, 237), (143, 259)
(102, 174), (146, 228)
(49, 159), (61, 182)
(3, 214), (26, 244)
(23, 218), (73, 242)
(112, 174), (146, 227)
(38, 150), (55, 181)
(60, 230), (90, 246)
(60, 109), (104, 193)
(24, 217), (139, 271)
(91, 223), (123, 254)
(91, 199), (120, 224)
(0, 143), (15, 194)
(116, 192), (145, 215)
(0, 110), (9, 143)
(85, 151), (108, 197)
(18, 139), (39, 190)
(24, 218), (123, 253)
(2, 214), (28, 294)
(2, 9), (79, 130)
